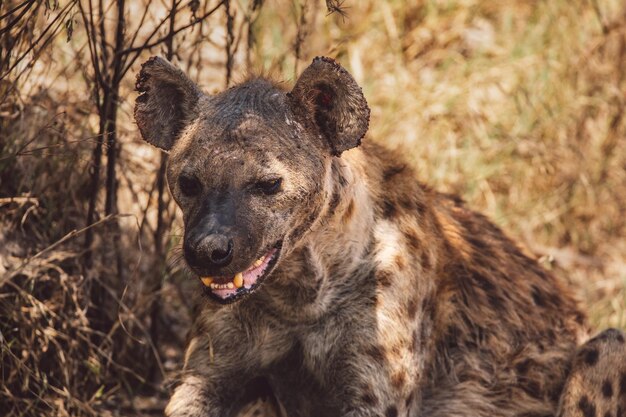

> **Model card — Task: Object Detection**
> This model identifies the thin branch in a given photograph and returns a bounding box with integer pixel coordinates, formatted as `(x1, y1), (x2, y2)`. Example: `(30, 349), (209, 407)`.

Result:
(224, 0), (233, 86)
(77, 1), (103, 107)
(0, 196), (39, 206)
(98, 0), (109, 69)
(325, 0), (347, 17)
(0, 0), (32, 20)
(2, 214), (126, 287)
(120, 0), (157, 69)
(119, 0), (187, 62)
(0, 0), (76, 81)
(119, 0), (224, 58)
(0, 0), (36, 37)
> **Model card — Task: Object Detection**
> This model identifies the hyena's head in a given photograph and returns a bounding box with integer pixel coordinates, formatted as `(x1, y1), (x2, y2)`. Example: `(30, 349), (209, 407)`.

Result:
(134, 56), (369, 303)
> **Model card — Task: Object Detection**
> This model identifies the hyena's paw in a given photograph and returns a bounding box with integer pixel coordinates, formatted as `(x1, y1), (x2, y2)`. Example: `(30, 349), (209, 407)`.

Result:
(165, 377), (221, 417)
(557, 328), (626, 417)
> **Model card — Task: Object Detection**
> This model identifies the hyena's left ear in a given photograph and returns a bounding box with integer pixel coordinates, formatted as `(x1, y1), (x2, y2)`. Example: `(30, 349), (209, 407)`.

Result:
(134, 56), (202, 151)
(288, 56), (370, 156)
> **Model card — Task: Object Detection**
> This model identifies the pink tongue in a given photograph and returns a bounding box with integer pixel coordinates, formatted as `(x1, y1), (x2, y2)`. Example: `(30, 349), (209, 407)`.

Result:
(210, 248), (276, 299)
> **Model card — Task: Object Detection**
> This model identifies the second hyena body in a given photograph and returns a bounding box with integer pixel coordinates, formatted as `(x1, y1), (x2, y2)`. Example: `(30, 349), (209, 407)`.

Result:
(134, 57), (626, 417)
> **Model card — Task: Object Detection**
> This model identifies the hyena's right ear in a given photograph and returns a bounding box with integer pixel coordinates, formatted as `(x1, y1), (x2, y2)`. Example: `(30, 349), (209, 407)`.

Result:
(134, 56), (202, 151)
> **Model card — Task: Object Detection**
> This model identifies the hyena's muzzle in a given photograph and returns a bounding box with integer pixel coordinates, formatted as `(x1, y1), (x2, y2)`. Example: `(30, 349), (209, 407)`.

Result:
(181, 189), (283, 303)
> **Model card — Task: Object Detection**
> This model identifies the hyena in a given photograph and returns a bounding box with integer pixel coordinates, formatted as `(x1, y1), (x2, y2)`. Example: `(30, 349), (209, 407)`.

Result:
(134, 56), (626, 417)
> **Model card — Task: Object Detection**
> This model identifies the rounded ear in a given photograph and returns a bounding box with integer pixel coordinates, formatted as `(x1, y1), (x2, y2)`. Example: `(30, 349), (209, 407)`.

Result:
(288, 56), (370, 156)
(134, 57), (202, 151)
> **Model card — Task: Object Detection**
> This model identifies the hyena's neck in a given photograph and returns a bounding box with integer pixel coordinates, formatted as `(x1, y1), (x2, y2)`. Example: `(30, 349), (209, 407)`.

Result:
(264, 149), (377, 321)
(306, 150), (376, 276)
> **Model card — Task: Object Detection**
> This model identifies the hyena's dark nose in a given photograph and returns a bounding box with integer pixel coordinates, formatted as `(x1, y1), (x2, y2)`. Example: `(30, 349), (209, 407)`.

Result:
(185, 234), (234, 268)
(208, 237), (234, 266)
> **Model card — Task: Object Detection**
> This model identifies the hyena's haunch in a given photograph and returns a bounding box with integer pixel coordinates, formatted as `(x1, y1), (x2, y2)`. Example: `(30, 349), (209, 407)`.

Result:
(134, 56), (626, 417)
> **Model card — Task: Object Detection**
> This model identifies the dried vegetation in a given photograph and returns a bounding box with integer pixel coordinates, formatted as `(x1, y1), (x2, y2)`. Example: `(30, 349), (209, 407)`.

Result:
(0, 0), (625, 415)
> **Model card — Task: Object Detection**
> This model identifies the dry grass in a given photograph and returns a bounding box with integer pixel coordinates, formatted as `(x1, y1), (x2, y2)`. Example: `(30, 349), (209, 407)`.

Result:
(1, 0), (625, 416)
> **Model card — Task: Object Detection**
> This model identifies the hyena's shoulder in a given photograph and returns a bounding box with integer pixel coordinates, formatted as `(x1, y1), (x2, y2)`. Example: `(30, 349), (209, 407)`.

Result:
(360, 140), (586, 345)
(358, 141), (588, 413)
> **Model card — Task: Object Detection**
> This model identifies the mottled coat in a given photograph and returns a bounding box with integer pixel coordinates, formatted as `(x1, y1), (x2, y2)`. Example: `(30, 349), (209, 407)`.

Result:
(134, 56), (626, 417)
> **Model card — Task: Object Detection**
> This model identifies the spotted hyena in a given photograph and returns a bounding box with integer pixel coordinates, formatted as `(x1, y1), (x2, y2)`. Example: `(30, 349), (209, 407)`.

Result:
(134, 56), (626, 417)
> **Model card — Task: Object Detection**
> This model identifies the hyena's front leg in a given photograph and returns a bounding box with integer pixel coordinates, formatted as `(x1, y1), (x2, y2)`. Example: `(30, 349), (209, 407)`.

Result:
(329, 334), (424, 417)
(313, 309), (427, 417)
(165, 308), (292, 417)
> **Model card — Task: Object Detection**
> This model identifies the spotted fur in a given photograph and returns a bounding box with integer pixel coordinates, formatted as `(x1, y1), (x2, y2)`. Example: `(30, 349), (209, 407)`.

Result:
(134, 56), (626, 417)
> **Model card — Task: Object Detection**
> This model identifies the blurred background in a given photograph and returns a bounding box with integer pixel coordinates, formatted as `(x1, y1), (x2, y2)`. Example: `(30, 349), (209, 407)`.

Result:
(1, 0), (625, 415)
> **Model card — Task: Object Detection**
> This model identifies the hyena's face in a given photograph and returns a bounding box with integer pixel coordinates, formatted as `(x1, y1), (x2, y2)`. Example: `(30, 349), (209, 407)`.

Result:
(165, 93), (329, 302)
(134, 57), (369, 303)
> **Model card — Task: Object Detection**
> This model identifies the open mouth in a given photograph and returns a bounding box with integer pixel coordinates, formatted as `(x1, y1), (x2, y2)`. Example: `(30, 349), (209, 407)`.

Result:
(198, 242), (282, 303)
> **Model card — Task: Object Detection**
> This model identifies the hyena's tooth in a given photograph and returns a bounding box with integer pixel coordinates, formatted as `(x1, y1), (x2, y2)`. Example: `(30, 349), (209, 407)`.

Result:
(233, 273), (243, 288)
(227, 282), (234, 289)
(254, 256), (265, 267)
(201, 277), (214, 287)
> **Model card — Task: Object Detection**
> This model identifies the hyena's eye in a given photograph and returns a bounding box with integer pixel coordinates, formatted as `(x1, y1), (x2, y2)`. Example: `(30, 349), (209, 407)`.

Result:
(255, 178), (282, 195)
(178, 175), (202, 197)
